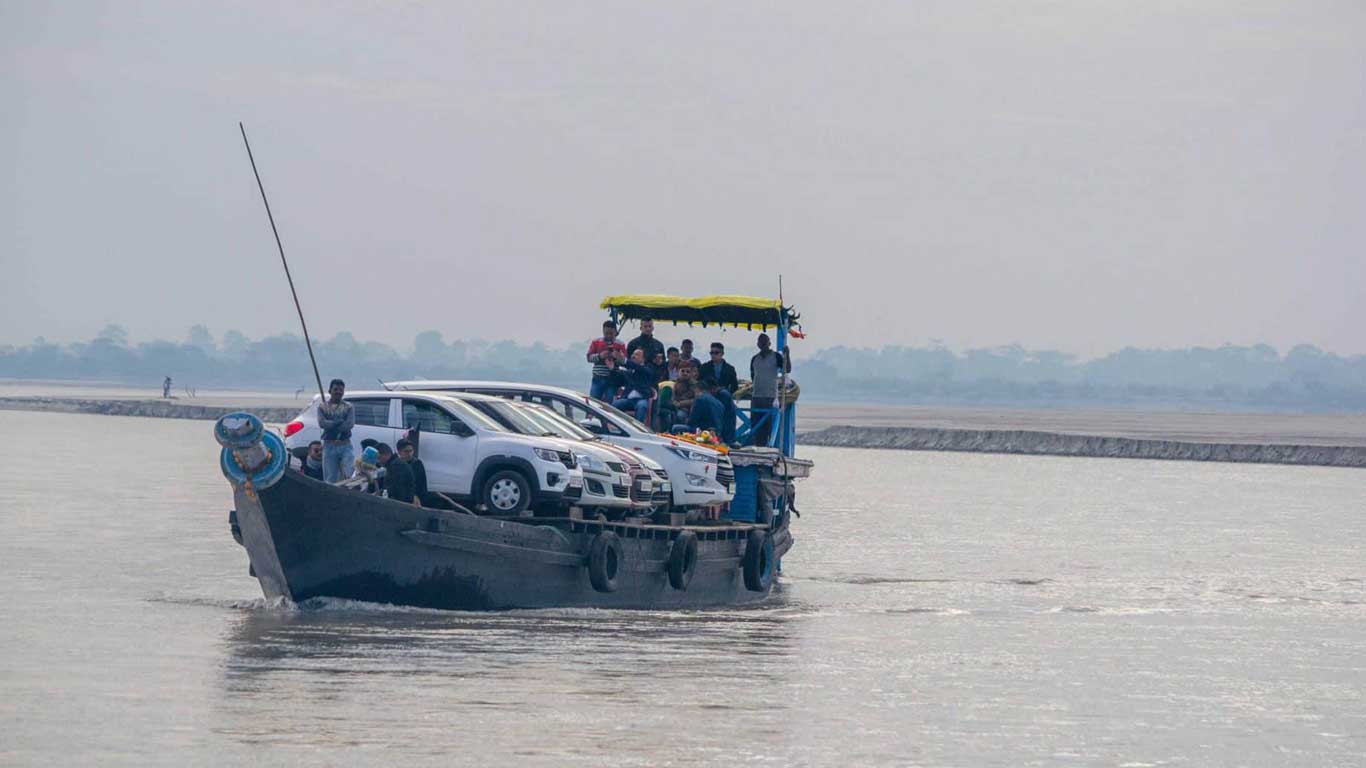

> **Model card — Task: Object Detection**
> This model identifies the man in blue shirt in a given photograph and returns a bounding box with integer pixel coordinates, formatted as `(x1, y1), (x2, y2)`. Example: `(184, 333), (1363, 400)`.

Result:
(687, 378), (725, 435)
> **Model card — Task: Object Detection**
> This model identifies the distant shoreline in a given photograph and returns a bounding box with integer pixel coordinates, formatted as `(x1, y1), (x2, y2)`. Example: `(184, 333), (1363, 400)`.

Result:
(799, 425), (1366, 470)
(3, 395), (1364, 469)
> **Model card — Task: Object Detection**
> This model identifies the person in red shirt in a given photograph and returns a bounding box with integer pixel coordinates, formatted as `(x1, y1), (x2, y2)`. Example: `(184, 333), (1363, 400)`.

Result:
(586, 320), (627, 401)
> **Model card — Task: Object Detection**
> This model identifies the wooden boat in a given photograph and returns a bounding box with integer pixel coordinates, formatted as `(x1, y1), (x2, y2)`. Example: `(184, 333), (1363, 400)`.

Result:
(220, 294), (812, 610)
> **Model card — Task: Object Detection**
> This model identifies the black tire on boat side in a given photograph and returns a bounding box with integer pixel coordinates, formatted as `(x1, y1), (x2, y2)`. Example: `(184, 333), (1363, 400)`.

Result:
(481, 469), (531, 515)
(588, 531), (622, 593)
(668, 531), (699, 591)
(742, 529), (774, 592)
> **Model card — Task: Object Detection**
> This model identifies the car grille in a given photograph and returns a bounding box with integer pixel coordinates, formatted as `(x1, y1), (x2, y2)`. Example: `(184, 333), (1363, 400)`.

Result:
(612, 484), (630, 498)
(629, 482), (652, 503)
(606, 462), (627, 473)
(652, 490), (671, 504)
(651, 468), (668, 480)
(716, 456), (734, 488)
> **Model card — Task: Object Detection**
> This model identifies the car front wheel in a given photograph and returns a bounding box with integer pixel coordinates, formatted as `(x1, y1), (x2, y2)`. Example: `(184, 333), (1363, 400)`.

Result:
(482, 469), (531, 515)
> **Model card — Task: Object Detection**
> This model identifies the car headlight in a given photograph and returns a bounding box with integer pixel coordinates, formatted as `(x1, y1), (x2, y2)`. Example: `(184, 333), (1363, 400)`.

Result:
(533, 447), (560, 462)
(575, 452), (604, 472)
(685, 472), (709, 487)
(667, 446), (718, 463)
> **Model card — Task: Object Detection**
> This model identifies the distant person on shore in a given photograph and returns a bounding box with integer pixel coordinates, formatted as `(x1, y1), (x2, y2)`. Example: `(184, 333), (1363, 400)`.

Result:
(586, 321), (627, 402)
(397, 438), (428, 505)
(688, 378), (725, 434)
(318, 378), (355, 483)
(626, 318), (665, 364)
(749, 332), (790, 447)
(376, 443), (417, 504)
(699, 342), (738, 443)
(301, 440), (324, 480)
(162, 376), (172, 399)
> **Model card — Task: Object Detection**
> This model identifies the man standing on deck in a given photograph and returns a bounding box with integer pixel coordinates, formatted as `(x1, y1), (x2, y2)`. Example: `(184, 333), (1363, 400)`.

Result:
(586, 320), (627, 402)
(317, 378), (355, 483)
(748, 333), (790, 447)
(626, 318), (665, 365)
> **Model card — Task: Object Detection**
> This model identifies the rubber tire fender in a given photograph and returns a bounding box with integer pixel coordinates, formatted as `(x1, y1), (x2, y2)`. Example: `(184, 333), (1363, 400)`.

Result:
(742, 529), (774, 592)
(588, 531), (623, 593)
(481, 468), (532, 515)
(667, 531), (699, 591)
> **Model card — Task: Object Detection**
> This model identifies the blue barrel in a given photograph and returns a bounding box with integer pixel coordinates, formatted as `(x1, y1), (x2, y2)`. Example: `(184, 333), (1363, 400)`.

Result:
(723, 465), (759, 522)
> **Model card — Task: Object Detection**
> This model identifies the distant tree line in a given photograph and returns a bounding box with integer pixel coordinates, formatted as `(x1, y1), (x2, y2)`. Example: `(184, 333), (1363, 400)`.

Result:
(2, 324), (1364, 411)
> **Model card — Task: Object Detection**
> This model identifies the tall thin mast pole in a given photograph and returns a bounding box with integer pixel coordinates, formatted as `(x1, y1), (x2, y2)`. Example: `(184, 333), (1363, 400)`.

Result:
(239, 122), (325, 401)
(776, 274), (788, 454)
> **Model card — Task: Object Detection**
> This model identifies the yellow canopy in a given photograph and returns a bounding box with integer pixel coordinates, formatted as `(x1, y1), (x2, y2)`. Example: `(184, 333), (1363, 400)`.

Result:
(600, 294), (787, 330)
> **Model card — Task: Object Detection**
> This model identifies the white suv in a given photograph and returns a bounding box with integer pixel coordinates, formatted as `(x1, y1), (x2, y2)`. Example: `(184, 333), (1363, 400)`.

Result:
(283, 390), (584, 515)
(384, 380), (734, 510)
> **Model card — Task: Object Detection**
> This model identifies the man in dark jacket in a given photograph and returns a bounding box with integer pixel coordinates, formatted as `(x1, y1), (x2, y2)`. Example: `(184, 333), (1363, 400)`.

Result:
(698, 343), (738, 443)
(301, 440), (325, 481)
(376, 443), (417, 504)
(625, 318), (666, 364)
(397, 438), (428, 503)
(612, 348), (663, 424)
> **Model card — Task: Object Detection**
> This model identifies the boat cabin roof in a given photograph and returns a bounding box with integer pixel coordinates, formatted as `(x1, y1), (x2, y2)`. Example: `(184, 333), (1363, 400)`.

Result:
(600, 294), (791, 331)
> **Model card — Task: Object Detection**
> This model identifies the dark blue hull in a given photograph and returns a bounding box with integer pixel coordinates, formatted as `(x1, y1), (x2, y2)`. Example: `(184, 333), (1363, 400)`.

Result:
(232, 472), (791, 610)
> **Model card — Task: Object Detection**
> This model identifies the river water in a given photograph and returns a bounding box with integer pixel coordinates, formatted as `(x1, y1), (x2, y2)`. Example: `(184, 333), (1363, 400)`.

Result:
(2, 410), (1363, 766)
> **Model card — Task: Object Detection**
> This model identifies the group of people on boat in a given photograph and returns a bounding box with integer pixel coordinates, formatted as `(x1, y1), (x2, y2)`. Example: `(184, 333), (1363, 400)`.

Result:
(586, 318), (790, 446)
(302, 378), (430, 506)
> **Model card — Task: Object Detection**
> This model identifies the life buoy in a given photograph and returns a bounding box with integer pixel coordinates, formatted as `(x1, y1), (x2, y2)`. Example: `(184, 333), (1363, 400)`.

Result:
(742, 529), (774, 592)
(588, 531), (623, 593)
(668, 531), (698, 591)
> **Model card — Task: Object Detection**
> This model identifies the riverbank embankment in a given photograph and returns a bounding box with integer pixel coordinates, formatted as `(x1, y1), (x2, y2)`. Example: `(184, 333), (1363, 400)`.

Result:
(0, 397), (299, 423)
(800, 425), (1366, 469)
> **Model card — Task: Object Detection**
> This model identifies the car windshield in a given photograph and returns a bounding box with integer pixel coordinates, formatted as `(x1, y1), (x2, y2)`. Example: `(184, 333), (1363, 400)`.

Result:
(438, 398), (508, 432)
(587, 396), (653, 434)
(514, 403), (593, 441)
(473, 400), (553, 436)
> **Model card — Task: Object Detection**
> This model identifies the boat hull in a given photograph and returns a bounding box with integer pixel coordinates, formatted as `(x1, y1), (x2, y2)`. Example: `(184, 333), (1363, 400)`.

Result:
(232, 472), (791, 610)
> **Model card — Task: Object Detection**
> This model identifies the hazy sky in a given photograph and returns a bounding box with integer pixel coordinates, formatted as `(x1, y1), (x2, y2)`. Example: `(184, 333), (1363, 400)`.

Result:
(4, 1), (1364, 357)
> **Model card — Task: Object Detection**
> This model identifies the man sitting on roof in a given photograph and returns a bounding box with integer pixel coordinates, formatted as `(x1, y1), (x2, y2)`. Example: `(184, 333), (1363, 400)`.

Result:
(687, 378), (725, 435)
(671, 359), (699, 427)
(612, 348), (662, 425)
(698, 342), (738, 444)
